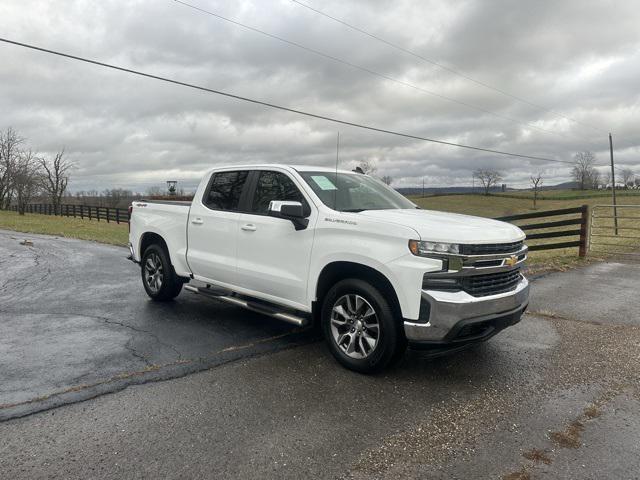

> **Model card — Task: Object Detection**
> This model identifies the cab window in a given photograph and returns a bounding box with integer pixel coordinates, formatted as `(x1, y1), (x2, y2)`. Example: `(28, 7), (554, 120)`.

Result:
(203, 171), (249, 211)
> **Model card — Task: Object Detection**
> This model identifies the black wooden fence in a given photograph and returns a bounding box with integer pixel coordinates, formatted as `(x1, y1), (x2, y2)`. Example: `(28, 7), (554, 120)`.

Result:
(10, 203), (130, 224)
(496, 205), (589, 257)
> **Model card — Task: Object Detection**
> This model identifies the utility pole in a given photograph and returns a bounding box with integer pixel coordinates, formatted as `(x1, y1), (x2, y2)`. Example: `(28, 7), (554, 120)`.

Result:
(609, 133), (618, 235)
(422, 177), (425, 198)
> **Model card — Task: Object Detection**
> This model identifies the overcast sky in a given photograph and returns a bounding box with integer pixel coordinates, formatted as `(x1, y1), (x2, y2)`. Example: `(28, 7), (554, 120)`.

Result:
(1, 0), (639, 192)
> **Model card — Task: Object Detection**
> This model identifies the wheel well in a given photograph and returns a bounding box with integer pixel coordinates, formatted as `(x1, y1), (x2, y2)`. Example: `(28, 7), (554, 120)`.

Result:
(139, 232), (168, 258)
(314, 261), (402, 320)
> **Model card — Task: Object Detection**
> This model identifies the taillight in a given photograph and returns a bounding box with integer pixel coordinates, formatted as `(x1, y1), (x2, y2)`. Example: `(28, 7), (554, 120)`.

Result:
(128, 205), (133, 232)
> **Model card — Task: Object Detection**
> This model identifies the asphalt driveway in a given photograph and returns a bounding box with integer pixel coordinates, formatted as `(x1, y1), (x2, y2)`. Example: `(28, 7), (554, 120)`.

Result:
(1, 229), (639, 479)
(0, 230), (314, 419)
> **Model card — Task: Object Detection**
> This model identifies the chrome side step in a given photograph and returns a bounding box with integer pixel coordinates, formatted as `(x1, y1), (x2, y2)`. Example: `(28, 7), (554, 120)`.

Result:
(185, 285), (309, 327)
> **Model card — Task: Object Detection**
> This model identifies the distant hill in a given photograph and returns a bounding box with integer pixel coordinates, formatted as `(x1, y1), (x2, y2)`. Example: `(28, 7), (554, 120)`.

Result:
(396, 186), (503, 196)
(538, 181), (579, 190)
(397, 181), (579, 196)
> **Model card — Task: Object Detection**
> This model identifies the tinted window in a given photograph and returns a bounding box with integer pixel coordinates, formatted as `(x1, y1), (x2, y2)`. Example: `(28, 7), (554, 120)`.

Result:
(204, 171), (249, 211)
(251, 171), (306, 214)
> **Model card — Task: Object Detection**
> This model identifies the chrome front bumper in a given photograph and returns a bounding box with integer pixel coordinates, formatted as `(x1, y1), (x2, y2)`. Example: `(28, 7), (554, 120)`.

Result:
(404, 276), (529, 343)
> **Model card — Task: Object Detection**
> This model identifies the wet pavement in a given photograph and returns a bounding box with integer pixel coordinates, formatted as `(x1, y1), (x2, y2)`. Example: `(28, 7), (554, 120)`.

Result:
(0, 230), (314, 420)
(0, 230), (639, 479)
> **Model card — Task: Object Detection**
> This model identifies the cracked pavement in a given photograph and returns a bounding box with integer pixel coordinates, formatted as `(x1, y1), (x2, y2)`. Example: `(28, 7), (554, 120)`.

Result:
(0, 230), (315, 419)
(1, 230), (639, 479)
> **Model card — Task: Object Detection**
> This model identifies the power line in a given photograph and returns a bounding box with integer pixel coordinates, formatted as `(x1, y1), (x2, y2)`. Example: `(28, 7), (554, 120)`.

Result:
(0, 37), (576, 166)
(172, 0), (573, 140)
(290, 0), (608, 135)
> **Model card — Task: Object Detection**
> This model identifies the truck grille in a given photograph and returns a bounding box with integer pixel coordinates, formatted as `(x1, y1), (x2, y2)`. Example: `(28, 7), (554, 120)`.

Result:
(462, 269), (522, 297)
(460, 241), (524, 256)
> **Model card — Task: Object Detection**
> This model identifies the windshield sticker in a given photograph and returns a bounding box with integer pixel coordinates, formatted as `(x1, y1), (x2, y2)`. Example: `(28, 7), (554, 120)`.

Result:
(311, 175), (337, 191)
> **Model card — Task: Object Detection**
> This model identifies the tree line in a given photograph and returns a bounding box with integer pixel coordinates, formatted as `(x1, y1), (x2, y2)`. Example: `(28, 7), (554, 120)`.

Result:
(0, 127), (72, 215)
(473, 151), (637, 197)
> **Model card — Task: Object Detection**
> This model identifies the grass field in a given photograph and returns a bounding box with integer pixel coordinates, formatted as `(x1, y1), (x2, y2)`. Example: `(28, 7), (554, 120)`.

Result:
(1, 189), (638, 270)
(497, 189), (640, 201)
(0, 210), (128, 246)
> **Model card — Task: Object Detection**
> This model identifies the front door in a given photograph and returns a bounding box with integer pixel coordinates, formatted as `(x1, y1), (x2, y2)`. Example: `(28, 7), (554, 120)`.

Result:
(236, 169), (317, 309)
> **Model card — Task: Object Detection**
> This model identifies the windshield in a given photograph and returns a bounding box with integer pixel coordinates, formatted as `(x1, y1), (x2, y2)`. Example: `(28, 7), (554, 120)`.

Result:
(299, 171), (416, 212)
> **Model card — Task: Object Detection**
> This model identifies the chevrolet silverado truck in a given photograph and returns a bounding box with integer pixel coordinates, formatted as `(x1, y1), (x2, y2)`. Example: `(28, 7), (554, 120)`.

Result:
(128, 165), (529, 373)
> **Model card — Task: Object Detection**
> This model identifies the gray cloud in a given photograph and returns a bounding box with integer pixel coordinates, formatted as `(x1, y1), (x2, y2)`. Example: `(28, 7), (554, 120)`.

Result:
(0, 0), (638, 192)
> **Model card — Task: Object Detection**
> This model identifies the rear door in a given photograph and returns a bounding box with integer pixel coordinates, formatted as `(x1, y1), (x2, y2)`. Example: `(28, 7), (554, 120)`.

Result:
(236, 169), (317, 308)
(187, 170), (250, 286)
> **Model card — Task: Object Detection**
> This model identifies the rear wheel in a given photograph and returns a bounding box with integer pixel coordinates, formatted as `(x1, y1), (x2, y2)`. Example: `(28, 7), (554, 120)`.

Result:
(141, 244), (183, 301)
(321, 278), (405, 373)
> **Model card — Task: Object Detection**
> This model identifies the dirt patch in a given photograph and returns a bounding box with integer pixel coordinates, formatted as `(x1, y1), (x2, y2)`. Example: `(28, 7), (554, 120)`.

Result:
(584, 404), (602, 419)
(502, 468), (531, 480)
(522, 448), (552, 465)
(550, 420), (585, 449)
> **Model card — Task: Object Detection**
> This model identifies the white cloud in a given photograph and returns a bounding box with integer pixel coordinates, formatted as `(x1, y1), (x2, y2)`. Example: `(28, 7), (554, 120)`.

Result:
(0, 0), (638, 192)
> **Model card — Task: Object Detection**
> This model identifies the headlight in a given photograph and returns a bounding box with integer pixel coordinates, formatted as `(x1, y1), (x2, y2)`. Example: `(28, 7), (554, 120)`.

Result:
(408, 240), (460, 256)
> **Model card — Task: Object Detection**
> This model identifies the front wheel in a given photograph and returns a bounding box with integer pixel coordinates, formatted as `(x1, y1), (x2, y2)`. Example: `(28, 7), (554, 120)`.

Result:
(321, 278), (406, 373)
(141, 244), (183, 301)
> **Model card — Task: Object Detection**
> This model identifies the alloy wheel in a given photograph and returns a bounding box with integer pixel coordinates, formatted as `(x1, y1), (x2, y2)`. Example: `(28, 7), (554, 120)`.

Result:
(144, 252), (164, 294)
(330, 294), (380, 359)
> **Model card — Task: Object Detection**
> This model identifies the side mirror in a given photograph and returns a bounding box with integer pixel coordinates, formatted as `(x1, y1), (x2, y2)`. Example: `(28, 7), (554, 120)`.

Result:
(268, 201), (309, 230)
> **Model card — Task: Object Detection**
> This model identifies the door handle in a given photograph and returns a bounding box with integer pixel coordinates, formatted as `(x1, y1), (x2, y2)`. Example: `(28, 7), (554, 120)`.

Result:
(191, 218), (204, 225)
(241, 224), (257, 231)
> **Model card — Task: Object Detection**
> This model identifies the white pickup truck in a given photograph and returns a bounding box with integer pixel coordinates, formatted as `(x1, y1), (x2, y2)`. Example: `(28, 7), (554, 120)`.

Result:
(128, 164), (529, 373)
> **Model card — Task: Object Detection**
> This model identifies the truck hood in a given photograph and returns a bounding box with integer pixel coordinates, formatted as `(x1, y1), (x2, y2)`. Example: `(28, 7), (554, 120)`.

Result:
(358, 209), (525, 244)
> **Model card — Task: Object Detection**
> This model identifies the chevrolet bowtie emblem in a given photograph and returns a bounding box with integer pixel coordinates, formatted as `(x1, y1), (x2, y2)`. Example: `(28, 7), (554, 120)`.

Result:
(505, 255), (518, 267)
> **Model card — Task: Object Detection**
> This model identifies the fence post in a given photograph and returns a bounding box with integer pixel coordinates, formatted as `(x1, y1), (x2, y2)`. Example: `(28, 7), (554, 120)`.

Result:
(578, 204), (589, 257)
(89, 206), (92, 221)
(106, 207), (110, 223)
(73, 204), (76, 218)
(116, 208), (120, 224)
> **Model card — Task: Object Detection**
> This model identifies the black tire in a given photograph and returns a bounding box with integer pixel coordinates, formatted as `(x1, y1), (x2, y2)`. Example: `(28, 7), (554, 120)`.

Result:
(321, 278), (406, 374)
(141, 244), (183, 301)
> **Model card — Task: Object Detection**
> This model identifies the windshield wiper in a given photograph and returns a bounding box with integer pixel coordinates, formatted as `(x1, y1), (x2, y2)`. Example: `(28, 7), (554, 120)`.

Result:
(340, 208), (366, 213)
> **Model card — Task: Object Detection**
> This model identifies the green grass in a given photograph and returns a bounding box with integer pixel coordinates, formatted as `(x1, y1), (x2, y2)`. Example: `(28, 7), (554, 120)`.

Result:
(410, 190), (640, 217)
(0, 210), (128, 246)
(497, 189), (640, 201)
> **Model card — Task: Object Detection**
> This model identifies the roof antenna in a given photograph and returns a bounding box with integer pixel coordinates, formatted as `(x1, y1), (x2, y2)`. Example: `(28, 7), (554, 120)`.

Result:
(334, 131), (339, 210)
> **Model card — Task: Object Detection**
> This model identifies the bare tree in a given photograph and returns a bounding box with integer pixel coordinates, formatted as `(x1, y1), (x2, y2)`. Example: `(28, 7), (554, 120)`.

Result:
(621, 168), (634, 188)
(473, 169), (503, 196)
(39, 149), (72, 213)
(145, 186), (164, 197)
(0, 127), (24, 209)
(381, 175), (393, 186)
(590, 169), (601, 190)
(601, 171), (611, 189)
(102, 188), (133, 208)
(530, 173), (543, 210)
(355, 159), (377, 175)
(13, 150), (42, 215)
(572, 151), (596, 190)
